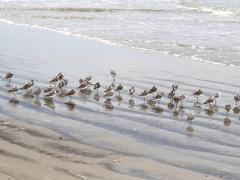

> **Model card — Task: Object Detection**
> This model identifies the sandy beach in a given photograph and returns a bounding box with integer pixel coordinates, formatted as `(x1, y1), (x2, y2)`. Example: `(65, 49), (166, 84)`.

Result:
(0, 22), (240, 180)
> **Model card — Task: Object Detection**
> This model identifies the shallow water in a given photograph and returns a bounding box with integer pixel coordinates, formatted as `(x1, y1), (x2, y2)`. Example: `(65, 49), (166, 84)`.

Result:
(0, 23), (240, 179)
(0, 0), (240, 66)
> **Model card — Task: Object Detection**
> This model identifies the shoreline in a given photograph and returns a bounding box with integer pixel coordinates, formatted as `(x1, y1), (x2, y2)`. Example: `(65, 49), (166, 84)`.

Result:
(0, 18), (238, 68)
(0, 22), (240, 179)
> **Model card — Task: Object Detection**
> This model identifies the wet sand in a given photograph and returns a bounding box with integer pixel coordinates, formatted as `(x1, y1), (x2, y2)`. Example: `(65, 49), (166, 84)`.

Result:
(0, 22), (240, 179)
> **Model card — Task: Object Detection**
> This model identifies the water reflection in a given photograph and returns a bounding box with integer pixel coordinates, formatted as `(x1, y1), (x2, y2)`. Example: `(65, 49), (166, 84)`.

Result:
(104, 98), (114, 110)
(167, 101), (174, 110)
(147, 99), (156, 107)
(43, 98), (55, 109)
(153, 106), (164, 114)
(204, 107), (215, 117)
(23, 92), (34, 99)
(233, 107), (240, 114)
(140, 103), (148, 110)
(128, 99), (135, 109)
(115, 95), (123, 105)
(34, 100), (42, 106)
(223, 117), (231, 127)
(93, 94), (100, 101)
(9, 98), (20, 105)
(65, 101), (76, 111)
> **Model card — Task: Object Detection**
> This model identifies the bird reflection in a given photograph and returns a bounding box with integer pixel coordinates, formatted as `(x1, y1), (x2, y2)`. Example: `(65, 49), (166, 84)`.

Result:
(9, 98), (19, 105)
(44, 99), (55, 109)
(34, 100), (42, 106)
(147, 99), (156, 107)
(233, 107), (240, 114)
(65, 101), (76, 111)
(93, 94), (100, 101)
(204, 107), (215, 116)
(186, 123), (194, 135)
(128, 99), (135, 109)
(153, 106), (164, 113)
(140, 103), (148, 110)
(223, 118), (231, 127)
(104, 98), (114, 110)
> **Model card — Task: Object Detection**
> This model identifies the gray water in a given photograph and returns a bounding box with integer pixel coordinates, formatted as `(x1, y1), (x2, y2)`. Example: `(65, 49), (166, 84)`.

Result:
(0, 0), (240, 66)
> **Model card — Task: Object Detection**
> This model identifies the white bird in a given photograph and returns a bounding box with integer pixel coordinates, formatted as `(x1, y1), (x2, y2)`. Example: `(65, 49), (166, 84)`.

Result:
(33, 86), (42, 100)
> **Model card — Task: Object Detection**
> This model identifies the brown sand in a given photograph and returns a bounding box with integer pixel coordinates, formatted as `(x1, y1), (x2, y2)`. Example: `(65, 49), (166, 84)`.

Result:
(0, 118), (221, 180)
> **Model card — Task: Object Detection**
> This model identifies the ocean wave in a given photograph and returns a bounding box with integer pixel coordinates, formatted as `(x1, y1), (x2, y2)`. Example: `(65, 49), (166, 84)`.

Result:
(0, 5), (239, 17)
(0, 18), (239, 69)
(177, 5), (240, 17)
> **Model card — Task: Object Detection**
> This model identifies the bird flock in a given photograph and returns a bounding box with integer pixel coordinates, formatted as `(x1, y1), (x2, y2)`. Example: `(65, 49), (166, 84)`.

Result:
(1, 70), (239, 133)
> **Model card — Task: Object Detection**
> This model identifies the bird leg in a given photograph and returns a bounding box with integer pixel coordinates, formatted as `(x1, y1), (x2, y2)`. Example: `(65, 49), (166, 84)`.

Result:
(175, 102), (178, 111)
(112, 77), (115, 86)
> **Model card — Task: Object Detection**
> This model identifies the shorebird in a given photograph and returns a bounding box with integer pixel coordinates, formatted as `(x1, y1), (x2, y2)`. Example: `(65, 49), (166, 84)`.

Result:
(44, 89), (57, 100)
(4, 72), (13, 85)
(224, 104), (231, 117)
(234, 94), (240, 107)
(172, 83), (178, 91)
(128, 86), (136, 106)
(154, 92), (164, 106)
(193, 89), (203, 103)
(20, 80), (34, 92)
(115, 84), (123, 96)
(110, 70), (117, 86)
(8, 86), (19, 100)
(203, 96), (215, 106)
(94, 82), (101, 94)
(104, 88), (114, 98)
(44, 86), (55, 94)
(214, 92), (221, 105)
(58, 80), (65, 90)
(50, 75), (59, 84)
(104, 85), (113, 93)
(129, 86), (136, 99)
(139, 90), (148, 104)
(168, 89), (176, 99)
(58, 79), (68, 94)
(224, 104), (232, 126)
(172, 96), (181, 109)
(62, 79), (68, 86)
(64, 89), (76, 101)
(148, 86), (157, 98)
(78, 78), (92, 93)
(32, 86), (42, 100)
(85, 75), (93, 83)
(58, 72), (64, 80)
(78, 81), (88, 90)
(187, 113), (195, 122)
